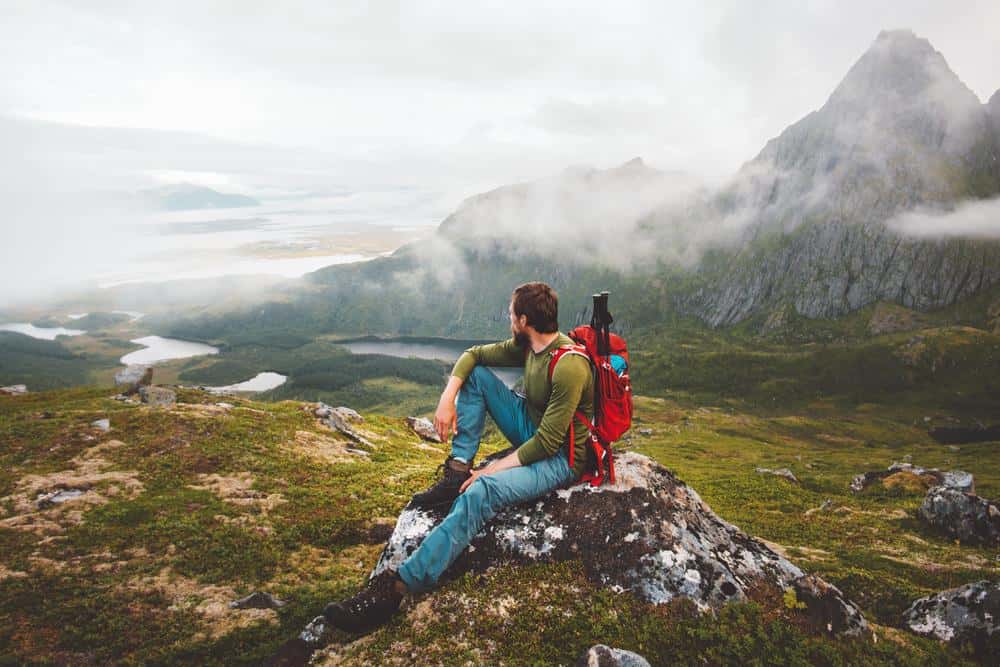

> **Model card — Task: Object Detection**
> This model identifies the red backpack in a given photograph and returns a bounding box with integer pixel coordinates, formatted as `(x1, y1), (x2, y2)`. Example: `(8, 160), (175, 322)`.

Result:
(547, 292), (632, 487)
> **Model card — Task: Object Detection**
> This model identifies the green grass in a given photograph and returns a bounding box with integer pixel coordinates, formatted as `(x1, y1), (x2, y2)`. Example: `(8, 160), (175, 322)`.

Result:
(0, 381), (997, 664)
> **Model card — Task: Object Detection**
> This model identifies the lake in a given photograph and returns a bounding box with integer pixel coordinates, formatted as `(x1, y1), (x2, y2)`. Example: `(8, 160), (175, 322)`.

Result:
(0, 323), (86, 340)
(340, 338), (522, 388)
(120, 336), (220, 365)
(206, 371), (288, 393)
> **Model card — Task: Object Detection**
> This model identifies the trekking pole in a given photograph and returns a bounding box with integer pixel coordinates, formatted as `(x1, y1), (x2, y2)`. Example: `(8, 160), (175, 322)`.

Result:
(600, 291), (612, 357)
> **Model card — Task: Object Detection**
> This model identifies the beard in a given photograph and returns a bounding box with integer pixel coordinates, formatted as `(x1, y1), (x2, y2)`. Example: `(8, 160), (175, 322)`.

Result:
(513, 330), (529, 349)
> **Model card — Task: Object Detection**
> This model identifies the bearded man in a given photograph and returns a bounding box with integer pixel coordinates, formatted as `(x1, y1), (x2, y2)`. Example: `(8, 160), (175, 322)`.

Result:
(324, 281), (594, 632)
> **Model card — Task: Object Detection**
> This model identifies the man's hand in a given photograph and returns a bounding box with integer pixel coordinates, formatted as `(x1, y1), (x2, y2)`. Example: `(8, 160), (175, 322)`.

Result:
(434, 376), (464, 442)
(433, 400), (457, 443)
(459, 449), (523, 493)
(459, 467), (486, 493)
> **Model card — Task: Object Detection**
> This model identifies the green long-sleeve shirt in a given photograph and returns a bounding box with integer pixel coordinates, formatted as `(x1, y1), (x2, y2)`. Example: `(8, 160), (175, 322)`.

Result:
(451, 334), (594, 477)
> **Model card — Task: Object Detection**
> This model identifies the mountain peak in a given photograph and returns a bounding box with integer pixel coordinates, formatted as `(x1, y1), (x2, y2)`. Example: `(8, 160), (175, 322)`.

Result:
(828, 29), (975, 109)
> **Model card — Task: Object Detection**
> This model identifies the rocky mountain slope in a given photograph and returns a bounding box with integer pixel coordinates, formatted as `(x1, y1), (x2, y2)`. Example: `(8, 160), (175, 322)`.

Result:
(674, 30), (1000, 326)
(286, 30), (1000, 339)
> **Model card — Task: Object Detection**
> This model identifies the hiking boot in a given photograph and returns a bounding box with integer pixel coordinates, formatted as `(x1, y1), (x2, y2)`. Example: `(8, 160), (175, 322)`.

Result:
(323, 569), (406, 633)
(410, 456), (471, 508)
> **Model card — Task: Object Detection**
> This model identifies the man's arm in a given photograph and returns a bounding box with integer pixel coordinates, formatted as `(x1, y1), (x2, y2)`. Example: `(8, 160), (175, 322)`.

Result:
(433, 375), (463, 442)
(514, 355), (589, 466)
(434, 338), (524, 442)
(434, 338), (525, 442)
(451, 338), (524, 381)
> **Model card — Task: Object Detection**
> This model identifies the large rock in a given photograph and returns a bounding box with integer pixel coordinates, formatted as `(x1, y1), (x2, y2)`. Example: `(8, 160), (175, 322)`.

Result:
(850, 462), (974, 494)
(918, 487), (1000, 546)
(372, 451), (868, 637)
(139, 386), (176, 408)
(115, 365), (152, 393)
(0, 384), (28, 395)
(903, 580), (1000, 646)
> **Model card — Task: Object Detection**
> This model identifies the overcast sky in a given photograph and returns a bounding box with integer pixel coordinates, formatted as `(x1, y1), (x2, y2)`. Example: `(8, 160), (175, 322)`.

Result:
(2, 1), (999, 306)
(4, 0), (998, 187)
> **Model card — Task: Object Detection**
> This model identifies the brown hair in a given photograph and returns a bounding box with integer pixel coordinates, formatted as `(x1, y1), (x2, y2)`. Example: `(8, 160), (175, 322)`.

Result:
(511, 282), (559, 333)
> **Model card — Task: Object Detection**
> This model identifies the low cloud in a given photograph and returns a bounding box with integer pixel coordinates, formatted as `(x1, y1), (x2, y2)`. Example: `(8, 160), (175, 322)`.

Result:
(886, 197), (1000, 240)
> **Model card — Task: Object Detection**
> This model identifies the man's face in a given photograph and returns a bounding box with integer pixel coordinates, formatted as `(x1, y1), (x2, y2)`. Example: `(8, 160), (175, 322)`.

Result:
(509, 301), (529, 348)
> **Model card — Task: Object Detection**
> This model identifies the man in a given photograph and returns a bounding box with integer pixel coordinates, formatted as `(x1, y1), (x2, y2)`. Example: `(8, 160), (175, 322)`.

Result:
(324, 281), (594, 632)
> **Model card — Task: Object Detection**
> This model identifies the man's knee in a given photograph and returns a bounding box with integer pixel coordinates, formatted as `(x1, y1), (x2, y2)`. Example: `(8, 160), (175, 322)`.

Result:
(457, 477), (500, 515)
(465, 365), (493, 388)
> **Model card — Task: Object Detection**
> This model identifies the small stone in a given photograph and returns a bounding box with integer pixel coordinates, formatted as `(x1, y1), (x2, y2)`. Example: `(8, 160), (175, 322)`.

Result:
(90, 418), (110, 432)
(298, 615), (327, 645)
(215, 402), (234, 409)
(406, 416), (442, 443)
(36, 488), (86, 509)
(638, 428), (653, 436)
(229, 591), (287, 609)
(574, 644), (652, 667)
(755, 467), (799, 483)
(139, 386), (176, 407)
(330, 405), (363, 423)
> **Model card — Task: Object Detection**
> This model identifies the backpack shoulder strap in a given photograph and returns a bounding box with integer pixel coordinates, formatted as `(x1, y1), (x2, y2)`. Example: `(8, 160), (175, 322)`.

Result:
(546, 344), (589, 382)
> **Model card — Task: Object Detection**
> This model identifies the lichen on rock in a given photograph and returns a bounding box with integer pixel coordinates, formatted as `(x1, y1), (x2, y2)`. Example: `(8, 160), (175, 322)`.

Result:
(903, 580), (999, 646)
(369, 450), (868, 637)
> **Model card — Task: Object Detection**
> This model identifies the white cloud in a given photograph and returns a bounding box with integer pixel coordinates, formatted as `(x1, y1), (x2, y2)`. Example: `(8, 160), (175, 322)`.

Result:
(887, 197), (1000, 240)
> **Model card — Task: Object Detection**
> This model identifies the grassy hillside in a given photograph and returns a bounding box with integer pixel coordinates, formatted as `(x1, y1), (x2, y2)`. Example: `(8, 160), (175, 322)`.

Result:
(1, 384), (996, 664)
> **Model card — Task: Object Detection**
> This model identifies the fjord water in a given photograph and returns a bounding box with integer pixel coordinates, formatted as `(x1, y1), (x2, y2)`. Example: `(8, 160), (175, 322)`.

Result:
(120, 336), (219, 365)
(341, 339), (522, 387)
(0, 323), (86, 340)
(206, 371), (288, 393)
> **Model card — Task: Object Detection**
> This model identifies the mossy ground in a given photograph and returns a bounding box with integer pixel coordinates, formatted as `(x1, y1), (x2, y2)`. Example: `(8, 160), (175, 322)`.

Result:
(1, 376), (996, 664)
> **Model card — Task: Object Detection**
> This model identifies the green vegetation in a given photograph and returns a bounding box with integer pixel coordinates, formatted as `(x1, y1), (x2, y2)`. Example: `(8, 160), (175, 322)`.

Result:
(0, 333), (91, 390)
(0, 374), (996, 663)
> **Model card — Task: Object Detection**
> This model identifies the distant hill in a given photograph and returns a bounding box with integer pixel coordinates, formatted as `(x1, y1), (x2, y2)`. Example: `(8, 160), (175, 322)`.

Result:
(143, 183), (259, 211)
(166, 30), (1000, 345)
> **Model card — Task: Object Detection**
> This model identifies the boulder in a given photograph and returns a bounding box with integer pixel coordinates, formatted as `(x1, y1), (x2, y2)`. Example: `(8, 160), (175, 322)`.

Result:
(371, 451), (868, 637)
(0, 384), (28, 395)
(115, 365), (152, 393)
(90, 418), (111, 432)
(139, 386), (176, 408)
(755, 467), (799, 484)
(313, 403), (363, 423)
(918, 487), (1000, 546)
(314, 403), (373, 448)
(575, 644), (651, 667)
(903, 580), (1000, 646)
(850, 462), (974, 494)
(406, 417), (442, 443)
